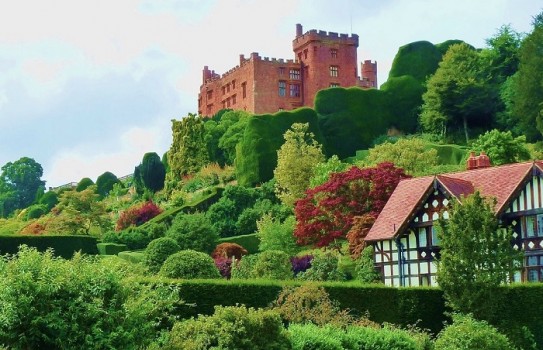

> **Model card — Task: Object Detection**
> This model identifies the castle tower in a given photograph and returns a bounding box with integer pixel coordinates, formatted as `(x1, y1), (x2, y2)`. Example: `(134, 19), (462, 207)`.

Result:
(292, 23), (360, 108)
(361, 60), (377, 88)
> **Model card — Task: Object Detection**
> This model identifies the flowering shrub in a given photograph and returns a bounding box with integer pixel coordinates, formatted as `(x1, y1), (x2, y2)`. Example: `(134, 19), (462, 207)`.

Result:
(116, 202), (162, 231)
(214, 257), (233, 279)
(19, 221), (46, 235)
(211, 242), (248, 260)
(291, 255), (313, 276)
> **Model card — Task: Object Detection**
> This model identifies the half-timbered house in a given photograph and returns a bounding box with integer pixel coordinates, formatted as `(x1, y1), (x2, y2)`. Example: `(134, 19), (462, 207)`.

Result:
(364, 154), (543, 287)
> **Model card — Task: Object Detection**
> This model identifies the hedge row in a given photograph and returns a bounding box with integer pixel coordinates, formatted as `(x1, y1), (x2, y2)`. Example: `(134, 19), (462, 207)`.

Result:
(218, 233), (260, 254)
(139, 278), (543, 344)
(0, 235), (98, 259)
(141, 187), (224, 228)
(97, 242), (128, 255)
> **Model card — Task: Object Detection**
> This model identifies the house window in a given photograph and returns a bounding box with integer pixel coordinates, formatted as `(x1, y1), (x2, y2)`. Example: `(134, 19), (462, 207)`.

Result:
(419, 274), (430, 286)
(278, 81), (286, 97)
(331, 49), (338, 58)
(290, 83), (300, 97)
(303, 49), (308, 59)
(330, 83), (340, 88)
(330, 65), (338, 77)
(418, 227), (428, 247)
(290, 68), (301, 80)
(242, 82), (247, 98)
(526, 255), (543, 282)
(431, 226), (440, 246)
(279, 67), (285, 75)
(523, 215), (543, 238)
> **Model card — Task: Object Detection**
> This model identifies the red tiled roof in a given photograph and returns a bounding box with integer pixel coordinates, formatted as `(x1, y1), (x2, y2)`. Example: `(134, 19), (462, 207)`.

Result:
(365, 161), (538, 242)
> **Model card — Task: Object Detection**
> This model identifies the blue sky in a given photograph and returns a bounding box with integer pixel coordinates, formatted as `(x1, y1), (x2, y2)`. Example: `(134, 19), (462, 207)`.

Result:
(0, 0), (540, 187)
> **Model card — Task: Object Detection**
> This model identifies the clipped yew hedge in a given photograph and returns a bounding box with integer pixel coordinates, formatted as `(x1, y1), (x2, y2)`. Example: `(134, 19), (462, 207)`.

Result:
(218, 233), (260, 254)
(0, 235), (98, 258)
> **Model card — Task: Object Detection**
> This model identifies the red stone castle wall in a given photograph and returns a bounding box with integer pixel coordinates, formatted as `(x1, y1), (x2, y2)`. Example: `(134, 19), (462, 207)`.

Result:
(198, 24), (377, 117)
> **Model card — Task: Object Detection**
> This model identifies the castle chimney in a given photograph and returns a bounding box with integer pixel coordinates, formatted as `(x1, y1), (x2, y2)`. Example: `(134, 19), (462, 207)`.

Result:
(296, 23), (303, 37)
(239, 54), (245, 65)
(466, 151), (478, 170)
(477, 152), (491, 168)
(203, 66), (211, 83)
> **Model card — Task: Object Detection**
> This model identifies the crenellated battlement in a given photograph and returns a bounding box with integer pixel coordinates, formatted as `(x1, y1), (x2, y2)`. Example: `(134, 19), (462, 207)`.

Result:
(293, 27), (359, 48)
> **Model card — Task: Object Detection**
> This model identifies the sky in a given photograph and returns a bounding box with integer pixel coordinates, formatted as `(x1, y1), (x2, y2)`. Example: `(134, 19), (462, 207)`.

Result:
(0, 0), (541, 188)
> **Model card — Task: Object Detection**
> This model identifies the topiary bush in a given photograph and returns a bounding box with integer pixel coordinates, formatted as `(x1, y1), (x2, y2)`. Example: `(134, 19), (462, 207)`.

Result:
(25, 204), (47, 220)
(158, 305), (290, 350)
(95, 171), (121, 198)
(166, 212), (218, 253)
(159, 250), (220, 279)
(434, 314), (515, 350)
(211, 242), (248, 260)
(75, 177), (94, 192)
(144, 237), (181, 274)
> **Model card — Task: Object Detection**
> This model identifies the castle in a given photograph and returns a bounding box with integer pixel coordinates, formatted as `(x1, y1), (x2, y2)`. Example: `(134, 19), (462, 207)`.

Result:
(198, 24), (377, 117)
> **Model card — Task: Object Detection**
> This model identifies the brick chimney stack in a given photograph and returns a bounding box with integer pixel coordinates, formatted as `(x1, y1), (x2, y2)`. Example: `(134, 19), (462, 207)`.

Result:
(466, 151), (491, 170)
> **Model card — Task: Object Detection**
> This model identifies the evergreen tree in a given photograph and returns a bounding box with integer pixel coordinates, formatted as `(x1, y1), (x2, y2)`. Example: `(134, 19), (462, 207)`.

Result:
(436, 192), (521, 318)
(134, 152), (165, 194)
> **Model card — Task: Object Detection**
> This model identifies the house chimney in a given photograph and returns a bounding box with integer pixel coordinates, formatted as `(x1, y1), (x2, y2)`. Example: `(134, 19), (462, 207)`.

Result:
(466, 151), (478, 170)
(296, 23), (303, 37)
(477, 151), (491, 168)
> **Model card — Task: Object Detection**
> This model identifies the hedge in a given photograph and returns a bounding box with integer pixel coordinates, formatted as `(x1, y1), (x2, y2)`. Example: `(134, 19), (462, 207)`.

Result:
(118, 251), (145, 264)
(0, 235), (98, 259)
(140, 187), (224, 228)
(218, 233), (260, 254)
(97, 242), (128, 255)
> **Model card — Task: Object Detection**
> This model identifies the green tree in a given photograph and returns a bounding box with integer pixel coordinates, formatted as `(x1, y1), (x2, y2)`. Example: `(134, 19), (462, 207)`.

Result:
(363, 138), (438, 176)
(471, 129), (531, 165)
(0, 157), (45, 217)
(436, 192), (521, 317)
(167, 113), (209, 186)
(510, 14), (543, 141)
(217, 110), (251, 165)
(257, 214), (299, 256)
(134, 152), (166, 194)
(420, 43), (498, 143)
(75, 177), (94, 192)
(308, 155), (347, 188)
(95, 171), (121, 198)
(166, 212), (218, 253)
(48, 188), (111, 235)
(274, 123), (325, 207)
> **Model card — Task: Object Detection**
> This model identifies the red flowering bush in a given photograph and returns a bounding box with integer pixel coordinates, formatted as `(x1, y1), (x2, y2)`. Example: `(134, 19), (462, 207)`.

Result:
(116, 202), (162, 231)
(214, 257), (233, 279)
(211, 242), (248, 260)
(294, 162), (409, 248)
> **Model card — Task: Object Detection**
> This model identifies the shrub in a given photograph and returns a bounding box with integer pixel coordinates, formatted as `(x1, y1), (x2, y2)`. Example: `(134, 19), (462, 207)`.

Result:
(19, 221), (47, 235)
(26, 204), (47, 220)
(291, 255), (313, 276)
(434, 313), (514, 350)
(95, 171), (121, 198)
(75, 177), (94, 192)
(116, 202), (162, 231)
(218, 233), (260, 254)
(274, 284), (353, 327)
(252, 250), (293, 280)
(144, 237), (181, 274)
(230, 254), (259, 279)
(38, 191), (59, 211)
(288, 323), (344, 350)
(211, 242), (248, 259)
(355, 246), (381, 283)
(160, 305), (290, 350)
(159, 250), (220, 279)
(0, 246), (178, 349)
(298, 251), (346, 281)
(257, 214), (299, 256)
(214, 257), (233, 279)
(166, 212), (218, 253)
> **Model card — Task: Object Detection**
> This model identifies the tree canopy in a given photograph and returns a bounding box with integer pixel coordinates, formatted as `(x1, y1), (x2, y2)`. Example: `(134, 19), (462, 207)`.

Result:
(0, 157), (45, 217)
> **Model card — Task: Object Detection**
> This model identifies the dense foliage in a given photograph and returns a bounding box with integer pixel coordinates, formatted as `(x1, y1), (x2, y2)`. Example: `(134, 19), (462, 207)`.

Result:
(159, 250), (220, 279)
(167, 212), (218, 253)
(471, 129), (531, 165)
(0, 157), (45, 217)
(116, 201), (162, 231)
(295, 162), (409, 248)
(144, 237), (181, 273)
(436, 191), (521, 318)
(134, 152), (166, 194)
(95, 171), (121, 198)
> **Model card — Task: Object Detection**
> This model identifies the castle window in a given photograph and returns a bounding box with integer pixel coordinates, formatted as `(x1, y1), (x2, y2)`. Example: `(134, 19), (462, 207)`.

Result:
(242, 82), (247, 98)
(232, 80), (236, 89)
(226, 84), (230, 93)
(279, 67), (285, 75)
(226, 97), (231, 107)
(289, 68), (301, 80)
(222, 87), (225, 95)
(207, 90), (213, 100)
(290, 83), (300, 97)
(329, 83), (340, 87)
(330, 65), (338, 77)
(278, 81), (286, 97)
(232, 94), (237, 105)
(331, 49), (338, 58)
(303, 49), (308, 59)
